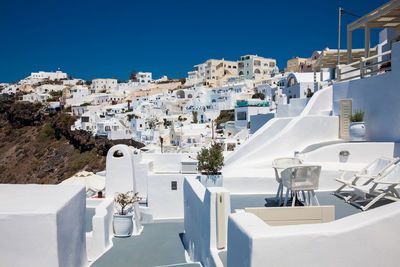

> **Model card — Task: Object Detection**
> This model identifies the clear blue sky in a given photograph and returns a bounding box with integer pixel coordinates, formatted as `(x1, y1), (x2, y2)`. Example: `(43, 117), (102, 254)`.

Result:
(0, 0), (388, 83)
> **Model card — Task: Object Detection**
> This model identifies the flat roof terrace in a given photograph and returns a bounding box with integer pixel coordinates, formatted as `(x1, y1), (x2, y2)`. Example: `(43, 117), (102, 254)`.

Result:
(91, 190), (387, 267)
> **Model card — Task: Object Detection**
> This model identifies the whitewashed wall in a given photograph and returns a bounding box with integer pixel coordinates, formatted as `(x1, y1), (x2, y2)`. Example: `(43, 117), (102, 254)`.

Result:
(276, 97), (310, 118)
(183, 178), (230, 267)
(228, 201), (400, 267)
(0, 185), (87, 267)
(333, 41), (400, 142)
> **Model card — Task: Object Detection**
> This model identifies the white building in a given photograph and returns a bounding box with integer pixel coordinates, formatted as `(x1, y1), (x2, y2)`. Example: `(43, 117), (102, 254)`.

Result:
(136, 72), (152, 84)
(92, 79), (118, 93)
(30, 70), (67, 80)
(186, 63), (207, 86)
(238, 55), (277, 81)
(234, 99), (270, 128)
(22, 92), (50, 103)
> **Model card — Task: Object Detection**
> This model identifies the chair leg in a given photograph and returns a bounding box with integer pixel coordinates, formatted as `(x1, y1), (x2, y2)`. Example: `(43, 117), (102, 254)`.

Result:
(275, 183), (282, 202)
(311, 190), (319, 206)
(292, 191), (297, 207)
(302, 191), (307, 206)
(284, 187), (290, 207)
(279, 186), (283, 205)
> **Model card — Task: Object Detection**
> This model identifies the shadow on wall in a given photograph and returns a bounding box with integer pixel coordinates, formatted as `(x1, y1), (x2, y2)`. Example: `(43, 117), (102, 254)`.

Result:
(393, 143), (400, 158)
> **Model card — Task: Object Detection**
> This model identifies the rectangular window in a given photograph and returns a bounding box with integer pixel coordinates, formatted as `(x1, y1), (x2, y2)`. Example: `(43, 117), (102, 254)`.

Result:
(171, 181), (177, 190)
(237, 111), (247, 121)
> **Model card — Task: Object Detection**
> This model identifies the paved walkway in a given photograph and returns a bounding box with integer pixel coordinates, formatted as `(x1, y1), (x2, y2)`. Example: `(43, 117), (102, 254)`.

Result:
(92, 221), (199, 267)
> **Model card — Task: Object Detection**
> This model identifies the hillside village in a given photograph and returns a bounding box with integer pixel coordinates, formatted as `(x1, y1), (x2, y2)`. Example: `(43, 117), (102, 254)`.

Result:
(3, 0), (400, 266)
(0, 51), (337, 157)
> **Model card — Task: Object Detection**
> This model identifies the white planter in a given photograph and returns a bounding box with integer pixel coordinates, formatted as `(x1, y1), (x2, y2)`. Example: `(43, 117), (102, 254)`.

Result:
(349, 122), (366, 141)
(113, 214), (133, 237)
(197, 174), (223, 187)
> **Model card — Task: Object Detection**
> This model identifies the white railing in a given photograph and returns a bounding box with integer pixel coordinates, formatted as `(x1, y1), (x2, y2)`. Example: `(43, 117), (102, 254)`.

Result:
(337, 50), (392, 81)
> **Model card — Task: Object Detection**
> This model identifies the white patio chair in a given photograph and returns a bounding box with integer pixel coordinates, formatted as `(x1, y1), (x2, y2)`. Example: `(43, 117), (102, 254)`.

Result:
(281, 165), (321, 207)
(347, 163), (400, 211)
(272, 157), (303, 205)
(334, 156), (397, 201)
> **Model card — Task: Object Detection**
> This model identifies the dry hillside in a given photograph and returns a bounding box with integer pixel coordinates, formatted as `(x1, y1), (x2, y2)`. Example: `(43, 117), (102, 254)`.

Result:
(0, 94), (144, 184)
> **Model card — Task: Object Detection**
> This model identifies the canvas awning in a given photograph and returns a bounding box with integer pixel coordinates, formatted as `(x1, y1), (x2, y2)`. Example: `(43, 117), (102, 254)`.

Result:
(60, 171), (105, 194)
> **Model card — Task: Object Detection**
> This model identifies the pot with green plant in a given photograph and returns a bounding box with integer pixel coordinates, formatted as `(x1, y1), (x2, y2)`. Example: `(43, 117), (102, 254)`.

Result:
(197, 142), (224, 187)
(113, 191), (141, 237)
(349, 110), (365, 141)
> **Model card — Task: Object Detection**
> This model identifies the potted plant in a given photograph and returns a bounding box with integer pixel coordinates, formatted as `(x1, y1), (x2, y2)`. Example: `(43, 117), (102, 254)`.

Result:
(349, 110), (365, 141)
(196, 142), (224, 187)
(113, 191), (141, 237)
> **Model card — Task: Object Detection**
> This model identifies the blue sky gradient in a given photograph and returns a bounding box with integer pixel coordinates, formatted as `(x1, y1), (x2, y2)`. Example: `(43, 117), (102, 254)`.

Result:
(0, 0), (388, 82)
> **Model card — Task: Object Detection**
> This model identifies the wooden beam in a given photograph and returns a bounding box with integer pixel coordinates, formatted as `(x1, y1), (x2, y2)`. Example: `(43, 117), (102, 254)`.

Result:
(365, 23), (371, 58)
(347, 30), (353, 64)
(348, 0), (400, 31)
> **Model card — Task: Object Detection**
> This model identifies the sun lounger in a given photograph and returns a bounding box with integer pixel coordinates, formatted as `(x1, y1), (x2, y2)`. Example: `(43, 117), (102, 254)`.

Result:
(347, 162), (400, 211)
(334, 156), (397, 201)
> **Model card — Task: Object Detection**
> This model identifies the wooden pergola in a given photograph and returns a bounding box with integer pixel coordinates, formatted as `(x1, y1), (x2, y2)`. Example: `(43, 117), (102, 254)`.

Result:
(347, 0), (400, 63)
(314, 48), (376, 70)
(312, 48), (376, 82)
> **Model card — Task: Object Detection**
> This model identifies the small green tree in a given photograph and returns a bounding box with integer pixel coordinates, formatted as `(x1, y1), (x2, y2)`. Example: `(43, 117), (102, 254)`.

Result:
(197, 143), (224, 174)
(129, 70), (138, 81)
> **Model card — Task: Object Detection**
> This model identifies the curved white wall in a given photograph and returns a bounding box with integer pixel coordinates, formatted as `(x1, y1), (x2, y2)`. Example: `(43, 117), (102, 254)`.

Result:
(228, 201), (400, 267)
(224, 86), (336, 180)
(106, 145), (136, 198)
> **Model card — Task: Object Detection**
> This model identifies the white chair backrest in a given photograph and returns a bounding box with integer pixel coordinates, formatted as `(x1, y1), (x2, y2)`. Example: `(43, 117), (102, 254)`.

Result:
(281, 165), (321, 190)
(273, 158), (303, 183)
(376, 163), (400, 186)
(272, 157), (303, 169)
(364, 157), (395, 177)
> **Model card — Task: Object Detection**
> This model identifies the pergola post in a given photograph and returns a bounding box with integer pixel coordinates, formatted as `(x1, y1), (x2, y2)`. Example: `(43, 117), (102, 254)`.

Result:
(347, 29), (352, 64)
(364, 23), (371, 58)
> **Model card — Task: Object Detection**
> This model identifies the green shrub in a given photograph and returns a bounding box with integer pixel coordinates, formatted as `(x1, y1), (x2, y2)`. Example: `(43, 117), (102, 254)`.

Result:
(37, 123), (55, 142)
(350, 110), (364, 122)
(197, 143), (224, 174)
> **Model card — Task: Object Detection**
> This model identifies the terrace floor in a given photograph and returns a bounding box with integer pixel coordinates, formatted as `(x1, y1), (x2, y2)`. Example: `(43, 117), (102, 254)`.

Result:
(92, 191), (390, 267)
(92, 220), (200, 267)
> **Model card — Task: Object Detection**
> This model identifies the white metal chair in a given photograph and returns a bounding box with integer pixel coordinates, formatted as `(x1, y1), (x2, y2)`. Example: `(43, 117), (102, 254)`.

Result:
(334, 157), (397, 201)
(347, 163), (400, 211)
(272, 157), (303, 205)
(281, 165), (321, 207)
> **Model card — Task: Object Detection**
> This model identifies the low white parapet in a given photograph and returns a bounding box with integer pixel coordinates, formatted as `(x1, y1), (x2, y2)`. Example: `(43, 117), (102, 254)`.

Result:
(183, 178), (230, 267)
(86, 198), (114, 261)
(228, 201), (400, 267)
